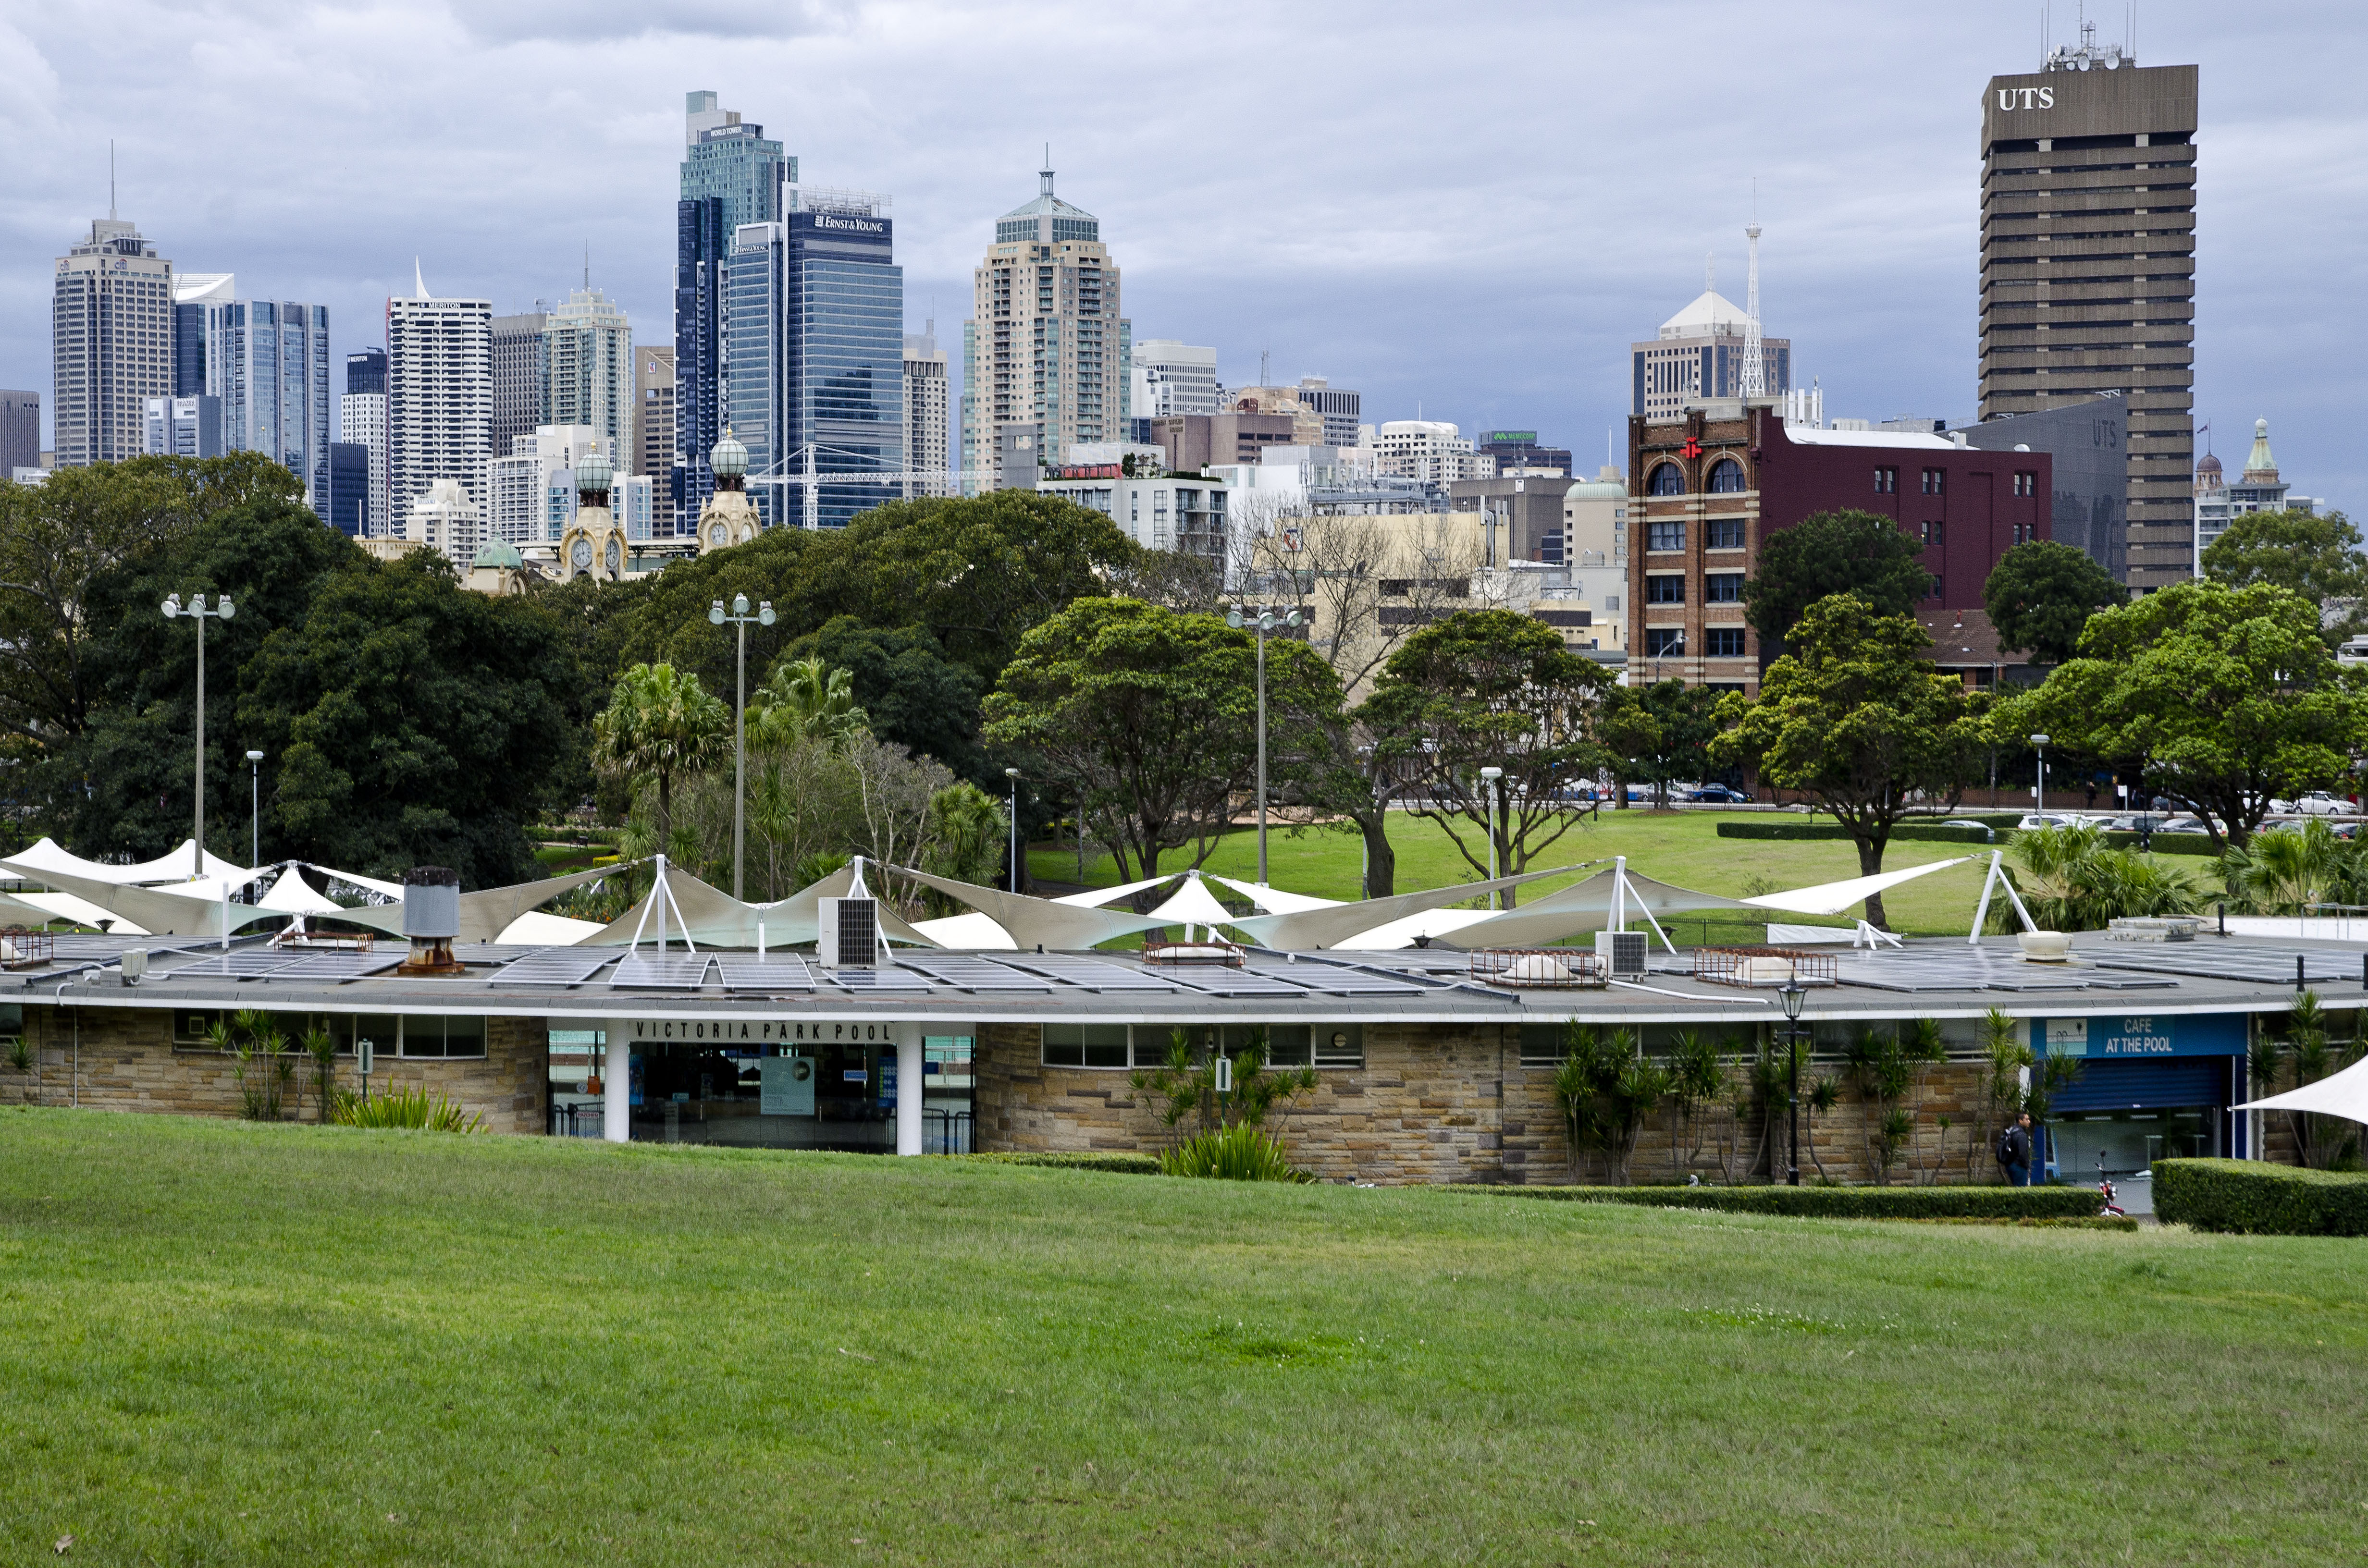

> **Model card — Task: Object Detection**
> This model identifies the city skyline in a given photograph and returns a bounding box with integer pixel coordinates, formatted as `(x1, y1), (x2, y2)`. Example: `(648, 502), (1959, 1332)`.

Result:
(0, 1), (2358, 512)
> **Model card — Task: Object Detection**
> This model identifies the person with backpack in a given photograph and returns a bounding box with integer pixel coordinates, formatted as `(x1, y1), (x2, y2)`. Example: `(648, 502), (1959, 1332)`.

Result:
(1995, 1112), (2035, 1186)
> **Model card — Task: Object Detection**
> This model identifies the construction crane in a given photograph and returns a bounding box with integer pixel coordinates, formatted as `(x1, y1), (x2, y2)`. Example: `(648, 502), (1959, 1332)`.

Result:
(745, 444), (992, 530)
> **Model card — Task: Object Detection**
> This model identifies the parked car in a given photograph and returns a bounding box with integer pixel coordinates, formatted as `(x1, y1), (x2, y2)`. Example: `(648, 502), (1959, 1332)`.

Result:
(1685, 784), (1753, 804)
(2016, 813), (2084, 831)
(2154, 816), (2212, 835)
(2292, 791), (2354, 816)
(1937, 818), (1996, 842)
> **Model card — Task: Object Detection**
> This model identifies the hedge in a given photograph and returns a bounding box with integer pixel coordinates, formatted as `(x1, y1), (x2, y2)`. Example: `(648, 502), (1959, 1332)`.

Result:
(2097, 831), (2221, 857)
(1717, 822), (1993, 845)
(2153, 1158), (2368, 1235)
(1463, 1184), (2103, 1219)
(951, 1151), (1162, 1176)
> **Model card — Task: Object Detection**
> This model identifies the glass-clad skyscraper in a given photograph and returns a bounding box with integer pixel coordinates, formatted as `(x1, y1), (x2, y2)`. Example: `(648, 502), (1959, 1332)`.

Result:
(199, 299), (333, 504)
(676, 91), (789, 522)
(726, 184), (903, 530)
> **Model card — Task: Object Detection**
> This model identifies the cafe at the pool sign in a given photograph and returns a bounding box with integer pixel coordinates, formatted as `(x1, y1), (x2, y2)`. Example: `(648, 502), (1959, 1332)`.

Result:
(2042, 1014), (2245, 1057)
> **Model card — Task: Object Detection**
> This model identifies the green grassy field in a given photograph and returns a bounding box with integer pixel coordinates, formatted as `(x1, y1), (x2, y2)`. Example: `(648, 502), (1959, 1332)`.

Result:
(1033, 810), (2018, 939)
(2, 1111), (2358, 1565)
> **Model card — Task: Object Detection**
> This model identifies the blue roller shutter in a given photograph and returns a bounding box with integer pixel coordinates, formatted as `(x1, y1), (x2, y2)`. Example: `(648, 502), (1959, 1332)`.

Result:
(2052, 1056), (2230, 1114)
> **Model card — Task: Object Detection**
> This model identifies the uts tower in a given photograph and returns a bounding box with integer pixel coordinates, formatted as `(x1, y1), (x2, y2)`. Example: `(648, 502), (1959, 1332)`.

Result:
(1979, 24), (2197, 588)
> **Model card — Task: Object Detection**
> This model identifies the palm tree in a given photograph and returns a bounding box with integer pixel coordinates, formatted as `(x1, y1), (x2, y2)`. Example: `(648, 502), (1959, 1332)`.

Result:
(590, 663), (729, 859)
(749, 656), (868, 751)
(920, 782), (1008, 899)
(2001, 821), (2209, 930)
(2221, 819), (2346, 916)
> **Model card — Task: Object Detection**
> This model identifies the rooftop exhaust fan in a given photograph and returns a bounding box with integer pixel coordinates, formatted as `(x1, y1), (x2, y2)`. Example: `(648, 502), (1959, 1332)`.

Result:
(397, 866), (465, 975)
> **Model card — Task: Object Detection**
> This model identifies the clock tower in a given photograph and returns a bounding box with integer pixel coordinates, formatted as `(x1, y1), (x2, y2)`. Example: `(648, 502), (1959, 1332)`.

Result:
(558, 450), (628, 582)
(696, 429), (760, 555)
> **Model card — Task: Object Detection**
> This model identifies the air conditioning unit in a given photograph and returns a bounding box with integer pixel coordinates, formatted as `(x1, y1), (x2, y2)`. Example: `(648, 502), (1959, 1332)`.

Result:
(816, 896), (878, 970)
(1594, 929), (1646, 978)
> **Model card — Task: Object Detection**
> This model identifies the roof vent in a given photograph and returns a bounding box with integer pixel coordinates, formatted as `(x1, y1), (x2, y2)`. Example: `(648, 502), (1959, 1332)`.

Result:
(398, 866), (464, 975)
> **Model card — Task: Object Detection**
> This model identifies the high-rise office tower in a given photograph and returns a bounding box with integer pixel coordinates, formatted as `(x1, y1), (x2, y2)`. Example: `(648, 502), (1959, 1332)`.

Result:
(386, 271), (492, 518)
(545, 288), (633, 467)
(1631, 277), (1791, 420)
(52, 217), (176, 468)
(323, 442), (370, 536)
(1128, 340), (1218, 420)
(965, 163), (1125, 487)
(490, 308), (549, 463)
(726, 183), (903, 528)
(340, 348), (390, 537)
(1980, 24), (2196, 588)
(677, 91), (790, 523)
(172, 272), (234, 397)
(1295, 376), (1362, 447)
(143, 395), (223, 457)
(903, 323), (949, 498)
(195, 298), (333, 502)
(0, 391), (38, 476)
(635, 346), (676, 532)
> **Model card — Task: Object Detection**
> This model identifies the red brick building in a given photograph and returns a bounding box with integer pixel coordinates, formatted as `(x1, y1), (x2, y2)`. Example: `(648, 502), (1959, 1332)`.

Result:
(1628, 402), (2053, 692)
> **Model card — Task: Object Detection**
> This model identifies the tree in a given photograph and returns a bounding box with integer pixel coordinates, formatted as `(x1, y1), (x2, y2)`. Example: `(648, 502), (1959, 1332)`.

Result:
(1358, 609), (1613, 902)
(2200, 508), (2368, 646)
(1994, 579), (2368, 850)
(788, 616), (987, 783)
(1740, 509), (1933, 648)
(590, 663), (730, 861)
(1605, 680), (1722, 808)
(1711, 593), (1982, 928)
(983, 597), (1342, 886)
(1995, 821), (2210, 930)
(1983, 540), (2127, 664)
(749, 654), (868, 751)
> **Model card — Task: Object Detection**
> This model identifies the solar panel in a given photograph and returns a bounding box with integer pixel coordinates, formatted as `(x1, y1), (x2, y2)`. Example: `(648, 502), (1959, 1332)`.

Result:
(609, 955), (716, 990)
(161, 952), (302, 980)
(893, 956), (1052, 991)
(490, 950), (617, 987)
(1246, 959), (1430, 996)
(821, 966), (934, 990)
(1157, 968), (1319, 998)
(2090, 944), (2352, 986)
(266, 950), (405, 981)
(714, 956), (815, 992)
(998, 956), (1181, 991)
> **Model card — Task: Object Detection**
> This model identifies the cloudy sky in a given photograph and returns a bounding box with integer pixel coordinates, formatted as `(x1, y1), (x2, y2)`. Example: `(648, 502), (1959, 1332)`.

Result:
(2, 0), (2359, 507)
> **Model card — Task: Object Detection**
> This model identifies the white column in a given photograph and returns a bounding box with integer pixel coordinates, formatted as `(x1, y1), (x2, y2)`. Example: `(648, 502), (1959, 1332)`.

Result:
(604, 1022), (631, 1143)
(896, 1027), (924, 1156)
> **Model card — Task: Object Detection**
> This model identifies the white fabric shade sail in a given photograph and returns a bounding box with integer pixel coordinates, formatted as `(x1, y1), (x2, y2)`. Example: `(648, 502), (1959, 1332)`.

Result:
(2235, 1054), (2368, 1126)
(1228, 865), (1587, 951)
(910, 911), (1020, 950)
(1203, 874), (1342, 915)
(1425, 866), (1758, 950)
(1054, 871), (1181, 908)
(1143, 874), (1238, 931)
(8, 836), (250, 886)
(0, 856), (276, 938)
(585, 859), (935, 949)
(1739, 857), (1976, 917)
(887, 864), (1165, 951)
(1331, 907), (1499, 950)
(6, 890), (146, 933)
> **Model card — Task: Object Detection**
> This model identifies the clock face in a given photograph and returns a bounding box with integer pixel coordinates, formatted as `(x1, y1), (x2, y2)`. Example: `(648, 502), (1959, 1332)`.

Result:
(605, 538), (621, 574)
(710, 522), (725, 546)
(570, 538), (593, 570)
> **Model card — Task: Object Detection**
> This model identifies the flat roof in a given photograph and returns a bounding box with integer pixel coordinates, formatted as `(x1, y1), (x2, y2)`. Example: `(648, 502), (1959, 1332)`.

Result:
(1, 933), (2348, 1032)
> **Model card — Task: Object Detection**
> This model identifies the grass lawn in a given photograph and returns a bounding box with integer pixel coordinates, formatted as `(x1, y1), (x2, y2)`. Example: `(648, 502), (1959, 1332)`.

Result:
(1034, 810), (2026, 939)
(2, 1110), (2358, 1565)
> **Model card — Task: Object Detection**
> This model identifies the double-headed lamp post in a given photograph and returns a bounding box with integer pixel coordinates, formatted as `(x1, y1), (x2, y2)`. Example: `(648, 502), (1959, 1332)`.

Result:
(709, 592), (776, 899)
(160, 591), (234, 880)
(1779, 980), (1807, 1186)
(1480, 765), (1505, 908)
(1005, 768), (1023, 894)
(2029, 732), (2051, 815)
(245, 750), (264, 867)
(1225, 603), (1303, 886)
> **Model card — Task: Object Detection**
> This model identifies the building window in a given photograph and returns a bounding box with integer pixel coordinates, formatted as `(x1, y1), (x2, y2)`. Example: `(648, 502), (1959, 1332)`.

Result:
(1603, 595), (1620, 612)
(1921, 468), (1945, 496)
(1645, 628), (1686, 657)
(1646, 574), (1686, 604)
(1875, 467), (1898, 494)
(1706, 629), (1748, 658)
(1706, 458), (1747, 493)
(2014, 471), (2036, 497)
(1705, 573), (1743, 603)
(1921, 521), (1944, 548)
(1647, 463), (1685, 496)
(1043, 1023), (1129, 1069)
(1707, 517), (1746, 550)
(1926, 576), (1944, 600)
(1647, 519), (1686, 552)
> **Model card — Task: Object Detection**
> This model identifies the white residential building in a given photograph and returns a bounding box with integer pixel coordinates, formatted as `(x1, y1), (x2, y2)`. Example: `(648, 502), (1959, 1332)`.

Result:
(1129, 339), (1218, 420)
(485, 424), (613, 545)
(407, 478), (481, 567)
(903, 326), (950, 496)
(544, 289), (632, 459)
(386, 274), (492, 516)
(1375, 420), (1492, 484)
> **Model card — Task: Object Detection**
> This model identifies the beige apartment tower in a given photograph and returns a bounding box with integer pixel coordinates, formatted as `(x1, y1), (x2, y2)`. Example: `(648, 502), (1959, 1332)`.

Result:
(1980, 30), (2197, 588)
(52, 218), (176, 468)
(902, 326), (949, 497)
(963, 164), (1124, 488)
(636, 345), (677, 533)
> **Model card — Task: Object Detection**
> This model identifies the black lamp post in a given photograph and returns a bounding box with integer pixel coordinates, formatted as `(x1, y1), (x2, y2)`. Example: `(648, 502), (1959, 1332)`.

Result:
(1779, 980), (1806, 1186)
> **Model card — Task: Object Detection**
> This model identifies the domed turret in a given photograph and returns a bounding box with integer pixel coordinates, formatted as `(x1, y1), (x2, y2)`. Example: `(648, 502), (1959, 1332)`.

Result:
(2194, 449), (2223, 495)
(711, 428), (749, 490)
(575, 450), (614, 502)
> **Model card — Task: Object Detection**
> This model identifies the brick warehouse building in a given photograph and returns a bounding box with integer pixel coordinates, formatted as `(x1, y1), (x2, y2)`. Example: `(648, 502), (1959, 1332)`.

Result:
(1628, 399), (2053, 692)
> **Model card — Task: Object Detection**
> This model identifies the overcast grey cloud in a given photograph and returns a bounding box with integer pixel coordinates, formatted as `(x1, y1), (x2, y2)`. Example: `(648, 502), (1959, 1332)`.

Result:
(2, 0), (2361, 507)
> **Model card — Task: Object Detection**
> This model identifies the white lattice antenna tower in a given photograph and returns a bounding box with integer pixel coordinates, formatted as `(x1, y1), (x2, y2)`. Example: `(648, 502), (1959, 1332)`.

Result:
(1742, 220), (1765, 399)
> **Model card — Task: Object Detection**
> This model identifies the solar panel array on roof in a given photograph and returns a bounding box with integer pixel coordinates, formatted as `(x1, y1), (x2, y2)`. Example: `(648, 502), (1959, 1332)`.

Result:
(1158, 968), (1315, 998)
(999, 956), (1181, 991)
(609, 955), (717, 990)
(2090, 944), (2353, 986)
(1246, 958), (1432, 996)
(489, 950), (617, 987)
(714, 956), (815, 992)
(893, 956), (1052, 991)
(1831, 951), (2182, 995)
(267, 950), (406, 981)
(164, 952), (301, 980)
(822, 967), (933, 990)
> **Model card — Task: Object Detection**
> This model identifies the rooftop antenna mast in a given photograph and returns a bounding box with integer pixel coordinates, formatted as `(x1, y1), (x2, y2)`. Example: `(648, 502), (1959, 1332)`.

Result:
(1742, 186), (1765, 399)
(583, 241), (590, 290)
(109, 139), (116, 220)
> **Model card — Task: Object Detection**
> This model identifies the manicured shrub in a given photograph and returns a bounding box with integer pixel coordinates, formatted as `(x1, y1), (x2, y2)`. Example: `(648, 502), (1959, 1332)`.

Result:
(1466, 1183), (2102, 1219)
(2096, 832), (2220, 857)
(1160, 1123), (1315, 1182)
(955, 1151), (1162, 1175)
(2153, 1158), (2368, 1235)
(1716, 822), (1993, 845)
(331, 1085), (486, 1132)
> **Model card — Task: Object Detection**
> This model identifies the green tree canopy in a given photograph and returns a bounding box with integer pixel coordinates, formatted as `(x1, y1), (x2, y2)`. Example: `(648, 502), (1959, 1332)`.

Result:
(1711, 593), (1982, 928)
(1982, 539), (2127, 664)
(591, 663), (731, 861)
(2198, 508), (2368, 646)
(1992, 578), (2368, 849)
(1741, 509), (1933, 646)
(984, 597), (1341, 887)
(1603, 680), (1724, 808)
(1357, 609), (1614, 899)
(787, 616), (987, 784)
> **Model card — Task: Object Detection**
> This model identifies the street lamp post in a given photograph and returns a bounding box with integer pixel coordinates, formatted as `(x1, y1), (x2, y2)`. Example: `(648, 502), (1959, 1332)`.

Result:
(1005, 768), (1022, 894)
(709, 592), (776, 899)
(1779, 980), (1807, 1186)
(2029, 732), (2051, 816)
(1225, 603), (1303, 885)
(160, 591), (235, 880)
(1480, 765), (1505, 908)
(245, 750), (264, 867)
